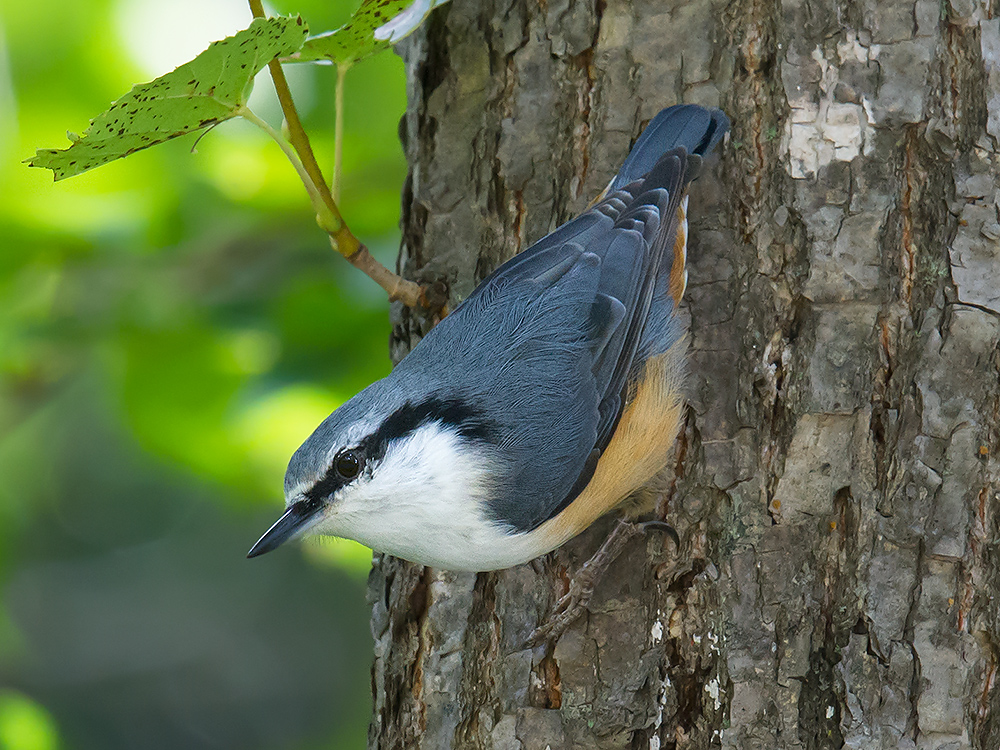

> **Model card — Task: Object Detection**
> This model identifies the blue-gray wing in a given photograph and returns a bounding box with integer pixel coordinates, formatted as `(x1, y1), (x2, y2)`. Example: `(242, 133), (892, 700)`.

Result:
(424, 151), (693, 532)
(414, 106), (728, 532)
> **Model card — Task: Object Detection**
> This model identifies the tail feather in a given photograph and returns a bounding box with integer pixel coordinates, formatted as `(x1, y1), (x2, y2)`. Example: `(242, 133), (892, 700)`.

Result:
(611, 105), (729, 192)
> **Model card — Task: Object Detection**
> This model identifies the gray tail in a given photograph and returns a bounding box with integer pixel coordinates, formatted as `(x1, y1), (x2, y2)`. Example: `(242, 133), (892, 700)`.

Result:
(610, 105), (729, 192)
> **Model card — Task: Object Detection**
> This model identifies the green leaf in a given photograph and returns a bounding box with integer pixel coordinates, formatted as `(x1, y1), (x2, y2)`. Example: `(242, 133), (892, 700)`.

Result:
(294, 0), (445, 66)
(370, 0), (450, 43)
(26, 16), (309, 181)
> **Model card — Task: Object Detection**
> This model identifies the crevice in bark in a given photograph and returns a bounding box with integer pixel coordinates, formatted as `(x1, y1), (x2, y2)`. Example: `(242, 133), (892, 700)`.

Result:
(973, 637), (1000, 747)
(399, 175), (428, 277)
(723, 0), (786, 240)
(454, 573), (501, 749)
(797, 645), (846, 750)
(418, 9), (452, 110)
(971, 339), (1000, 747)
(903, 549), (924, 742)
(529, 652), (563, 709)
(941, 16), (988, 151)
(372, 562), (435, 750)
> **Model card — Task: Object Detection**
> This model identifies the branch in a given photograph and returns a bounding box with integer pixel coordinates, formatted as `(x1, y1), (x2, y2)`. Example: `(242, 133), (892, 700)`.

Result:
(348, 246), (428, 305)
(247, 0), (426, 309)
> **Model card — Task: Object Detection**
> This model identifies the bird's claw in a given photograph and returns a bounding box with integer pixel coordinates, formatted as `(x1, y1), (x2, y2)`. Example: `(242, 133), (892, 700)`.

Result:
(527, 517), (679, 647)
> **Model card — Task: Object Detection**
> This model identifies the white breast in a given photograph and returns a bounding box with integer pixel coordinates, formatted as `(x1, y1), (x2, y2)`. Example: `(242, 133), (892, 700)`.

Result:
(308, 420), (556, 570)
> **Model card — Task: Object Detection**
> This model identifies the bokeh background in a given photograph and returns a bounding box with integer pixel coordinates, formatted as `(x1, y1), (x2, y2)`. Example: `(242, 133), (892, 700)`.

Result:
(0, 1), (406, 747)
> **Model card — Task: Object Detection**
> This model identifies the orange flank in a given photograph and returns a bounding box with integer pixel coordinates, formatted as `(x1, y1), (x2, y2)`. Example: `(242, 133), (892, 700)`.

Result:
(668, 195), (689, 305)
(534, 340), (687, 549)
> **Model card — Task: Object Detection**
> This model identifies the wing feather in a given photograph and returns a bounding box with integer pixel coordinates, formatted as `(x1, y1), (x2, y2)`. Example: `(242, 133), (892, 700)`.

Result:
(422, 109), (728, 532)
(446, 150), (695, 530)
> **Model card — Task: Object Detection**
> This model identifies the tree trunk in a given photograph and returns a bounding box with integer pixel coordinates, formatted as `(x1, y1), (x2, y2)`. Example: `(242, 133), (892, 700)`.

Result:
(369, 0), (1000, 747)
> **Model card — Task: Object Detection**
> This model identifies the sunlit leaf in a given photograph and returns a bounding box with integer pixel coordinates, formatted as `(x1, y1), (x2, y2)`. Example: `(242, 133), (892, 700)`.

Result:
(26, 16), (308, 181)
(294, 0), (448, 65)
(373, 0), (450, 42)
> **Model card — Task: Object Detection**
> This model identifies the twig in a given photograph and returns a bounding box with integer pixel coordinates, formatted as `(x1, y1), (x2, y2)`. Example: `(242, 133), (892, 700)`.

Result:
(247, 1), (426, 309)
(348, 246), (425, 304)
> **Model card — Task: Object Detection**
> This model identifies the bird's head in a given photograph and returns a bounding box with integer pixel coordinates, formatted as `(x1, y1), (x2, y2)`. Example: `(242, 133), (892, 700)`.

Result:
(247, 377), (502, 563)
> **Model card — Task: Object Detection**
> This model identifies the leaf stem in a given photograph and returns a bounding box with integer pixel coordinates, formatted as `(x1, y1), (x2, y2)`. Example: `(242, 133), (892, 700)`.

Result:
(247, 0), (426, 309)
(239, 107), (329, 217)
(249, 0), (354, 253)
(334, 63), (348, 203)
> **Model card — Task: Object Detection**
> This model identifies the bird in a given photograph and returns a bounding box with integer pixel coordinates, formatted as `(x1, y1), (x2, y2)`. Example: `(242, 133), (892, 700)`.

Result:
(248, 104), (729, 571)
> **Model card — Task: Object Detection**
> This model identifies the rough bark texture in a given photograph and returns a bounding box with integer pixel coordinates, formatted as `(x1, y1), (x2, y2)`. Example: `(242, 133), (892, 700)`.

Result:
(368, 0), (1000, 747)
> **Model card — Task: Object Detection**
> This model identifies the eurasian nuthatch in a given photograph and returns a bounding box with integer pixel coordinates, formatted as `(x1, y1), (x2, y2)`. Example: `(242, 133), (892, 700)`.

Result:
(249, 104), (729, 571)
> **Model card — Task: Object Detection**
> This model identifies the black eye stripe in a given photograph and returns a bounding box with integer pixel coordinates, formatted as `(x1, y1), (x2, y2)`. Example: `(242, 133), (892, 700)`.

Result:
(302, 471), (344, 505)
(301, 398), (497, 503)
(362, 398), (496, 461)
(303, 448), (364, 504)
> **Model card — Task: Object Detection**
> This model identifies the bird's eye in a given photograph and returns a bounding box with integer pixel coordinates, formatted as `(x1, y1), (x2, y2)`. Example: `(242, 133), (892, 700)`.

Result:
(334, 450), (362, 479)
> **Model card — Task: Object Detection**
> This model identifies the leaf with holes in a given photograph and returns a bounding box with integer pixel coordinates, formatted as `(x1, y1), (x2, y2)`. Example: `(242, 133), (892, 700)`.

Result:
(27, 16), (308, 181)
(294, 0), (449, 66)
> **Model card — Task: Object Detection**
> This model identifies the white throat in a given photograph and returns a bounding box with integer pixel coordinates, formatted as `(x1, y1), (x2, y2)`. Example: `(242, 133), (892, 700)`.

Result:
(310, 421), (530, 569)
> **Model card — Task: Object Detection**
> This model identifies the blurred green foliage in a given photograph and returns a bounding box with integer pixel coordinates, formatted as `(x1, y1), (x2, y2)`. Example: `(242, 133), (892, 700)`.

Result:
(0, 0), (409, 747)
(0, 691), (59, 750)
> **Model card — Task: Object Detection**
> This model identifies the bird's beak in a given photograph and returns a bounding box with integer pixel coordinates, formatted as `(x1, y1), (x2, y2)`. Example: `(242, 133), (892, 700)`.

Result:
(247, 500), (319, 558)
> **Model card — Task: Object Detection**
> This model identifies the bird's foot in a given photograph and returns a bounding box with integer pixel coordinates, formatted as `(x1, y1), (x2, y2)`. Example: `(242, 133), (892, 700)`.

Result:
(527, 519), (678, 646)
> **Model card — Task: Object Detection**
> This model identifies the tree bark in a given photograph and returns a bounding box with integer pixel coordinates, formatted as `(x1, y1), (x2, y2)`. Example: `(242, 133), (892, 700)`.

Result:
(369, 0), (1000, 747)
